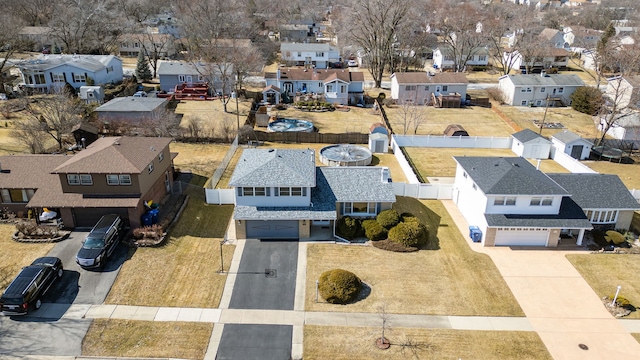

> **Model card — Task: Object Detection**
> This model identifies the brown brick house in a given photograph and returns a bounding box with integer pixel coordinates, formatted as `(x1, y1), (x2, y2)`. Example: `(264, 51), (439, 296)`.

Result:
(0, 136), (176, 229)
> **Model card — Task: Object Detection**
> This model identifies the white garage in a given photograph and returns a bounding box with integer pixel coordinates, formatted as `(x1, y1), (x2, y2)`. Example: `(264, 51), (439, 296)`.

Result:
(494, 228), (549, 246)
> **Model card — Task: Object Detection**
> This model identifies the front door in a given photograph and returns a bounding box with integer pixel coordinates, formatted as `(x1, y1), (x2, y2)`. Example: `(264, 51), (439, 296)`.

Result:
(570, 145), (583, 159)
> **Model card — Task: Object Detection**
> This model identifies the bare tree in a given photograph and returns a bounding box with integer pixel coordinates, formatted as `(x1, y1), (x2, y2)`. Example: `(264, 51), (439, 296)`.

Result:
(11, 122), (48, 154)
(1, 0), (58, 26)
(397, 100), (427, 135)
(144, 107), (181, 137)
(376, 302), (392, 349)
(0, 13), (27, 93)
(186, 116), (205, 140)
(19, 93), (83, 151)
(346, 0), (411, 88)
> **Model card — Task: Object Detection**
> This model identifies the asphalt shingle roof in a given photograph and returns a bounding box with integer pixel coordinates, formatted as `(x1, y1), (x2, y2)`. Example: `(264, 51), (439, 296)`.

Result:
(264, 68), (365, 83)
(552, 130), (593, 145)
(453, 157), (569, 196)
(157, 61), (232, 76)
(281, 43), (339, 53)
(501, 74), (585, 87)
(16, 54), (120, 72)
(95, 97), (167, 112)
(547, 173), (640, 210)
(319, 167), (396, 203)
(392, 72), (468, 85)
(485, 197), (592, 228)
(229, 149), (316, 187)
(52, 136), (172, 174)
(512, 129), (551, 143)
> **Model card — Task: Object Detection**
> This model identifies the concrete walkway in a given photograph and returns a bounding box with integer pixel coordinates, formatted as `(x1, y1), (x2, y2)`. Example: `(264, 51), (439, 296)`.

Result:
(442, 200), (640, 360)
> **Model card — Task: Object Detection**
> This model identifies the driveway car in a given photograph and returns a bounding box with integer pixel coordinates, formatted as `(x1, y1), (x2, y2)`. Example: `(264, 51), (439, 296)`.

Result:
(76, 214), (124, 270)
(1, 257), (64, 315)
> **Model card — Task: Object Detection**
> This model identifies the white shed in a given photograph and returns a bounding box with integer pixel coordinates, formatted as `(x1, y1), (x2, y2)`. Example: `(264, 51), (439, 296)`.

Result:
(511, 129), (551, 159)
(369, 133), (389, 154)
(551, 130), (593, 160)
(79, 86), (104, 104)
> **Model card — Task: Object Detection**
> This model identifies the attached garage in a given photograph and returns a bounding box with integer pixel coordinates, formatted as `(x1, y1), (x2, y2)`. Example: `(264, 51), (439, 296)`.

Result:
(246, 220), (299, 239)
(494, 228), (549, 246)
(72, 207), (130, 229)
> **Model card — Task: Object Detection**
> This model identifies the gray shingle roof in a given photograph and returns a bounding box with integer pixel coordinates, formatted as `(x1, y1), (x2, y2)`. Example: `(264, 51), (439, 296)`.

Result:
(281, 43), (339, 53)
(16, 54), (120, 72)
(229, 149), (316, 187)
(157, 61), (232, 76)
(319, 167), (395, 202)
(547, 173), (640, 210)
(485, 197), (592, 228)
(552, 130), (593, 145)
(454, 157), (569, 196)
(501, 74), (585, 87)
(512, 129), (551, 143)
(95, 97), (168, 112)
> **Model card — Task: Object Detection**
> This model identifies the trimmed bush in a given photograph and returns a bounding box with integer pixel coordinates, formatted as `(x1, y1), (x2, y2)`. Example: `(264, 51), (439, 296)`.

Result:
(371, 239), (418, 252)
(401, 214), (419, 224)
(377, 209), (401, 229)
(388, 222), (428, 247)
(318, 269), (362, 304)
(336, 216), (362, 240)
(605, 230), (626, 245)
(362, 219), (387, 241)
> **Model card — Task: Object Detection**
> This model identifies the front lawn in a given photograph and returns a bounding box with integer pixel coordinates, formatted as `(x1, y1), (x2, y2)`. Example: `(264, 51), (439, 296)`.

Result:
(105, 198), (235, 307)
(304, 326), (551, 360)
(566, 254), (640, 319)
(0, 224), (55, 292)
(82, 319), (212, 360)
(305, 198), (524, 316)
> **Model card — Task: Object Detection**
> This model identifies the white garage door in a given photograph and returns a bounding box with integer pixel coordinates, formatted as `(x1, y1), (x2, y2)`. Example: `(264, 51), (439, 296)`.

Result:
(494, 229), (549, 246)
(246, 220), (299, 239)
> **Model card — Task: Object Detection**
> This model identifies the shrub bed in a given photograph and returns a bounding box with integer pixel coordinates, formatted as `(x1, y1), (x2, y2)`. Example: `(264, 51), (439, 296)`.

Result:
(370, 239), (418, 252)
(362, 219), (387, 241)
(318, 269), (363, 304)
(388, 222), (428, 247)
(376, 209), (400, 229)
(336, 216), (362, 240)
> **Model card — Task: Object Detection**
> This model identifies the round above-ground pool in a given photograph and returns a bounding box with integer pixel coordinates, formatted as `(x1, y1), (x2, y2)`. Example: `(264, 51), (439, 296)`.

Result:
(320, 144), (373, 166)
(267, 118), (314, 132)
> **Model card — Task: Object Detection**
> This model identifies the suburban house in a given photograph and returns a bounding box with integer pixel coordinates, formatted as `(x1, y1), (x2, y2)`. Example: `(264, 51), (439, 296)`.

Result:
(390, 72), (469, 105)
(432, 45), (490, 70)
(280, 43), (341, 69)
(539, 28), (572, 48)
(503, 48), (571, 72)
(264, 68), (365, 105)
(119, 33), (177, 58)
(15, 54), (123, 93)
(18, 26), (55, 52)
(551, 130), (593, 160)
(230, 148), (395, 239)
(157, 61), (233, 94)
(567, 26), (602, 48)
(79, 86), (105, 104)
(0, 136), (175, 229)
(497, 73), (585, 106)
(278, 20), (325, 43)
(606, 75), (640, 108)
(452, 156), (593, 247)
(511, 129), (552, 159)
(547, 173), (640, 230)
(94, 97), (169, 126)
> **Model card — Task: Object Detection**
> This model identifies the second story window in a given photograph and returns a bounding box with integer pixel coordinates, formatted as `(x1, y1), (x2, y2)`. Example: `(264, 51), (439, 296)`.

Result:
(73, 73), (86, 82)
(52, 73), (64, 82)
(405, 85), (416, 91)
(106, 174), (132, 185)
(80, 174), (93, 185)
(67, 174), (80, 185)
(158, 152), (164, 162)
(148, 163), (154, 174)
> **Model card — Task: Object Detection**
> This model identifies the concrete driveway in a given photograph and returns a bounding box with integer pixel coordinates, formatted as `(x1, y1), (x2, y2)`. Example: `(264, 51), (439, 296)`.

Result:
(228, 239), (298, 310)
(0, 317), (91, 357)
(442, 200), (640, 360)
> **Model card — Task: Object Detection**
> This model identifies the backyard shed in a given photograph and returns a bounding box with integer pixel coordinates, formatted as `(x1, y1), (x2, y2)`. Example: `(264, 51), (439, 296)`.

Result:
(551, 130), (593, 160)
(369, 133), (389, 153)
(444, 124), (469, 137)
(511, 129), (551, 159)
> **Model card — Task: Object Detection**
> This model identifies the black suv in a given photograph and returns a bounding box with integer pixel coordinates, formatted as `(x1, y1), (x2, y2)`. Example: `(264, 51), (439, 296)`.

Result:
(1, 257), (63, 316)
(76, 214), (124, 269)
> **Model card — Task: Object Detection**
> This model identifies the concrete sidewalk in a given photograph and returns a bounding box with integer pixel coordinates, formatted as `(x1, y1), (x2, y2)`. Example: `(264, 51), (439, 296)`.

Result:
(442, 200), (640, 360)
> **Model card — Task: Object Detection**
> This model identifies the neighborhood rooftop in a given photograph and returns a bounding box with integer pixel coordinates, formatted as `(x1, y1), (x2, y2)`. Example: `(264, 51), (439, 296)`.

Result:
(281, 43), (339, 52)
(229, 148), (316, 187)
(391, 72), (469, 84)
(548, 173), (640, 210)
(552, 130), (593, 145)
(485, 197), (592, 228)
(265, 68), (365, 83)
(453, 156), (569, 196)
(319, 167), (396, 203)
(500, 74), (585, 87)
(15, 54), (120, 72)
(512, 129), (548, 143)
(95, 97), (168, 113)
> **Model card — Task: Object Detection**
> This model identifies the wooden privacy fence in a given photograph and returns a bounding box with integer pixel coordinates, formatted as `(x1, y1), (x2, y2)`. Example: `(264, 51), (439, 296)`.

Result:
(250, 131), (369, 144)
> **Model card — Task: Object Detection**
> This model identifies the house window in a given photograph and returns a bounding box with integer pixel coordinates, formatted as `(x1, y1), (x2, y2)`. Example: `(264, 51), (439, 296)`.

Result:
(425, 86), (429, 91)
(178, 75), (186, 82)
(67, 174), (80, 185)
(52, 73), (64, 82)
(73, 73), (86, 82)
(242, 187), (269, 196)
(536, 100), (542, 106)
(463, 172), (467, 178)
(148, 163), (154, 173)
(442, 85), (448, 92)
(28, 73), (46, 85)
(478, 55), (487, 61)
(340, 85), (346, 93)
(405, 85), (416, 91)
(254, 187), (266, 196)
(80, 174), (93, 185)
(557, 87), (564, 93)
(343, 202), (377, 216)
(530, 197), (542, 206)
(277, 187), (304, 196)
(540, 87), (546, 93)
(494, 196), (516, 206)
(472, 183), (477, 190)
(316, 52), (324, 57)
(526, 88), (532, 92)
(106, 175), (119, 185)
(119, 174), (131, 185)
(541, 197), (553, 206)
(0, 189), (34, 203)
(326, 84), (333, 92)
(134, 42), (140, 48)
(530, 197), (552, 206)
(521, 100), (528, 106)
(521, 88), (527, 93)
(198, 75), (204, 81)
(318, 82), (323, 87)
(586, 210), (618, 224)
(297, 52), (301, 57)
(158, 152), (164, 162)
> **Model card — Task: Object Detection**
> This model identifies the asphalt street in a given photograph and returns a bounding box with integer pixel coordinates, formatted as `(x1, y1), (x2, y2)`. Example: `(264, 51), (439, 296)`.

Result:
(0, 317), (91, 357)
(216, 324), (293, 360)
(228, 239), (298, 310)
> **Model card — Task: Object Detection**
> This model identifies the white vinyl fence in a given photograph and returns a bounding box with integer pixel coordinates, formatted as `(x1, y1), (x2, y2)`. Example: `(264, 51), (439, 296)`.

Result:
(631, 189), (640, 204)
(551, 151), (598, 174)
(392, 182), (454, 200)
(393, 135), (512, 148)
(390, 137), (420, 184)
(205, 189), (235, 204)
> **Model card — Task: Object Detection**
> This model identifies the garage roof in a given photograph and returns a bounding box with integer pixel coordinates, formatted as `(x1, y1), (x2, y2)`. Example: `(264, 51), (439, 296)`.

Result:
(485, 197), (592, 228)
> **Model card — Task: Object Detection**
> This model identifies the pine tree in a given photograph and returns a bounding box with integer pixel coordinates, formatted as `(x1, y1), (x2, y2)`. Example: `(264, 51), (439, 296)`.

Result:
(135, 51), (152, 82)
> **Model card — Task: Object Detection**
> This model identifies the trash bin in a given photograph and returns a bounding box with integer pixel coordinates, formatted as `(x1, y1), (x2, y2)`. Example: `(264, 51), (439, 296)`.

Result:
(141, 212), (153, 226)
(469, 226), (482, 243)
(149, 208), (160, 225)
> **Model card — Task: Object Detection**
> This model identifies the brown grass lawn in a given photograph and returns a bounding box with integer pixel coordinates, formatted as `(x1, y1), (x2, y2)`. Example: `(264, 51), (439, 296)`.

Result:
(0, 128), (27, 155)
(106, 198), (235, 307)
(0, 224), (55, 292)
(464, 70), (503, 84)
(170, 142), (230, 186)
(175, 98), (253, 138)
(304, 326), (551, 360)
(385, 106), (514, 137)
(305, 198), (524, 316)
(82, 319), (212, 360)
(633, 333), (640, 344)
(269, 106), (380, 134)
(498, 106), (599, 139)
(215, 147), (243, 189)
(404, 148), (516, 178)
(582, 160), (640, 190)
(566, 254), (640, 319)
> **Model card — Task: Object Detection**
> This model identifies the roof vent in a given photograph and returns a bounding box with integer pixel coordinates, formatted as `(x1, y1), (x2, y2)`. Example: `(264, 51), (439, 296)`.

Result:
(268, 149), (274, 152)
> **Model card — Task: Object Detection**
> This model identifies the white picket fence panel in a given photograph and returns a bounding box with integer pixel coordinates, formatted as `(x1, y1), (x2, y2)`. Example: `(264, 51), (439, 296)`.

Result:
(205, 189), (235, 204)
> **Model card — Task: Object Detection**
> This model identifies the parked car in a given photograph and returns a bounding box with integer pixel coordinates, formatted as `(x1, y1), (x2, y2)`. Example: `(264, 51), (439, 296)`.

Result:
(76, 214), (124, 269)
(347, 59), (358, 67)
(133, 91), (147, 97)
(1, 257), (63, 316)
